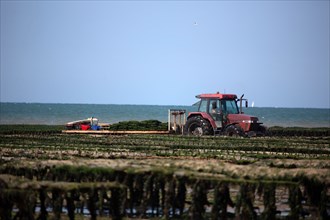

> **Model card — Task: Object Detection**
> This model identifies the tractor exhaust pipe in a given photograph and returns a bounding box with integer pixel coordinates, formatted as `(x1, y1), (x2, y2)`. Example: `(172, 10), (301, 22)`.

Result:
(239, 94), (244, 114)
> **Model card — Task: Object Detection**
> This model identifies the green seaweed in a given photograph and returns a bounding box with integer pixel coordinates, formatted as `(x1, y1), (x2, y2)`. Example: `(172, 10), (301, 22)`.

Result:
(109, 120), (167, 131)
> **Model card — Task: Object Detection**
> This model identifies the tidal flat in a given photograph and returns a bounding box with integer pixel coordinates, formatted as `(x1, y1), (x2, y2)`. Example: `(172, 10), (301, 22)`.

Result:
(0, 125), (329, 219)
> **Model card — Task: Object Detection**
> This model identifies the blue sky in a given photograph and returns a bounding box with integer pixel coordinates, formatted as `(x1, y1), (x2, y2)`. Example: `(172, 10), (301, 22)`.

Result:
(1, 0), (329, 108)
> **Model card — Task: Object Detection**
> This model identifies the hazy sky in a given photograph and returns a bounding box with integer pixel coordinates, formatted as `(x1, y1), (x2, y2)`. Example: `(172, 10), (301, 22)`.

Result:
(1, 0), (329, 108)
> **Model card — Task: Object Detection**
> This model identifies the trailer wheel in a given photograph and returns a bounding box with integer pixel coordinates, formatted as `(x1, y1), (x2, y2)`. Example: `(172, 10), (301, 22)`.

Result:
(184, 116), (213, 136)
(73, 124), (81, 130)
(225, 125), (244, 137)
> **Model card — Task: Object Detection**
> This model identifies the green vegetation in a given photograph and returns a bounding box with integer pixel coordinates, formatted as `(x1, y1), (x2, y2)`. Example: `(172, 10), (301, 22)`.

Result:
(109, 120), (168, 131)
(0, 124), (329, 219)
(0, 124), (64, 135)
(268, 126), (330, 137)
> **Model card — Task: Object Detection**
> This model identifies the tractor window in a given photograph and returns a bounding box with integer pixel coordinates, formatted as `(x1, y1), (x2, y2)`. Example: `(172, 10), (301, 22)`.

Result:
(209, 99), (222, 121)
(221, 100), (239, 114)
(198, 99), (208, 112)
(209, 99), (220, 114)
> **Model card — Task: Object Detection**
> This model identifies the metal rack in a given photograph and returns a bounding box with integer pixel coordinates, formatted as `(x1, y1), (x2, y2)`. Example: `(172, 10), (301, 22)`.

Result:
(168, 109), (186, 134)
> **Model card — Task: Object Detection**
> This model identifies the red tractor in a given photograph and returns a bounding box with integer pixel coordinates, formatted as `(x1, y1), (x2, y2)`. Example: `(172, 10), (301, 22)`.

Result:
(184, 92), (266, 136)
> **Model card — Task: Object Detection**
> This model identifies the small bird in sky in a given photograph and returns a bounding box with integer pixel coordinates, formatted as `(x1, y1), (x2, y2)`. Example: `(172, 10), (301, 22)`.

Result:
(193, 21), (198, 26)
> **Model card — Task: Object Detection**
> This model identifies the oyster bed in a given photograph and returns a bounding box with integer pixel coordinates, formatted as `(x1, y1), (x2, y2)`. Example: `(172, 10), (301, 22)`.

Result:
(0, 125), (329, 219)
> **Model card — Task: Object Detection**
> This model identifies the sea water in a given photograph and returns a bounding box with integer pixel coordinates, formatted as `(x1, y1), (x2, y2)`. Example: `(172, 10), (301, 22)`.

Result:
(0, 103), (329, 127)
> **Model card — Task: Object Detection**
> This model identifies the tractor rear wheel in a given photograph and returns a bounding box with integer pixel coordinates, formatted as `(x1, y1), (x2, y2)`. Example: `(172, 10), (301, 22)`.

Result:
(184, 116), (213, 136)
(225, 125), (244, 137)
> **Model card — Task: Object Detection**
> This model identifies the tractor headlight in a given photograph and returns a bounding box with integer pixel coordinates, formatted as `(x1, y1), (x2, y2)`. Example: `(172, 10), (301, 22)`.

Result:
(243, 120), (258, 123)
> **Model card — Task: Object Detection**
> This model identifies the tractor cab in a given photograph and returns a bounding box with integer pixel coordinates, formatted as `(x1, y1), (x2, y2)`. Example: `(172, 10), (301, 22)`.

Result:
(198, 96), (239, 126)
(184, 92), (265, 136)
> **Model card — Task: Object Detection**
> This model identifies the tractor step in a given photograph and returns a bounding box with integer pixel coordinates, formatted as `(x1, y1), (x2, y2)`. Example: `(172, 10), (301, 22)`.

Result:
(213, 128), (223, 136)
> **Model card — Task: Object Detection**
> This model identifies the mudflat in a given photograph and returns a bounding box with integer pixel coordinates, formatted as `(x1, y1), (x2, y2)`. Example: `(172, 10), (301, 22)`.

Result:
(0, 125), (329, 219)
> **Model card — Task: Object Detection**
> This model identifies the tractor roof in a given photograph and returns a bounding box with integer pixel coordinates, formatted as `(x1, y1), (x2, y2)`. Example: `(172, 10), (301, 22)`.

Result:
(196, 92), (237, 100)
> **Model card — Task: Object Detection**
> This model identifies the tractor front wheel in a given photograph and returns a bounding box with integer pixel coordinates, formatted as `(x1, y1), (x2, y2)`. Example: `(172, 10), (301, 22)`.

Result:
(184, 116), (213, 136)
(225, 125), (244, 137)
